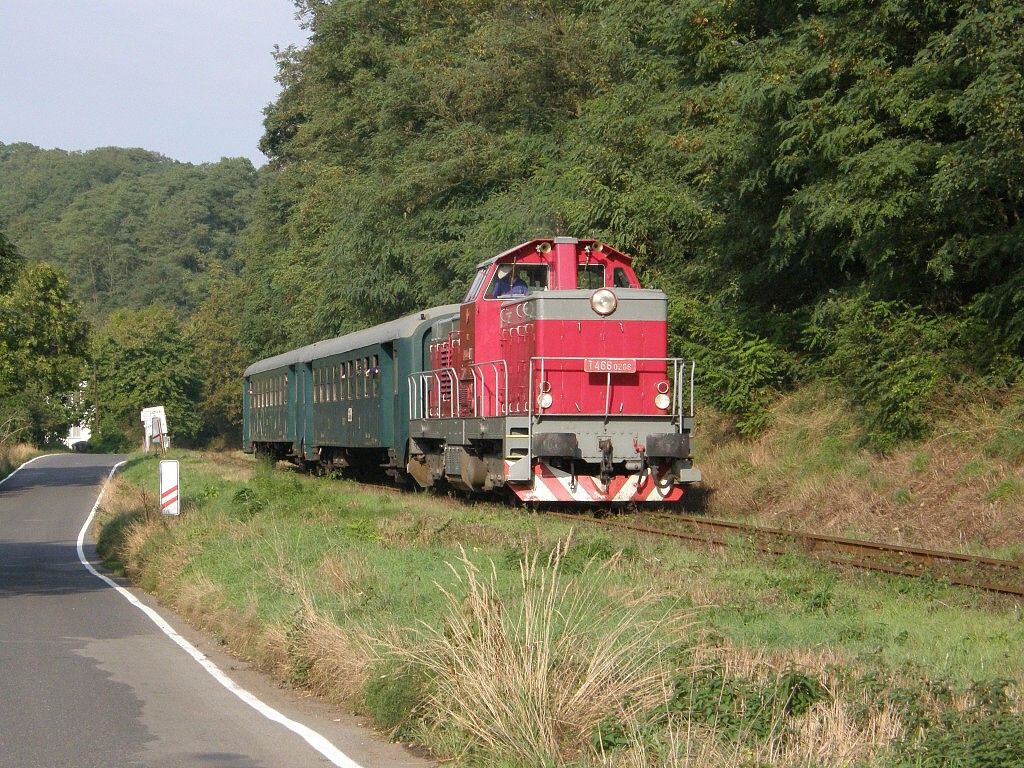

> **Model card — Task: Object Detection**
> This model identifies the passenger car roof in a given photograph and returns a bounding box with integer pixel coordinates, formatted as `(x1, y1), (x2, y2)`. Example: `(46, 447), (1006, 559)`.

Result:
(244, 304), (461, 377)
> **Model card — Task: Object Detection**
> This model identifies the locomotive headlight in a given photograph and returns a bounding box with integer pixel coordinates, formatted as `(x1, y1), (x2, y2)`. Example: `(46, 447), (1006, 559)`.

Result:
(655, 393), (672, 410)
(590, 288), (617, 316)
(538, 392), (554, 409)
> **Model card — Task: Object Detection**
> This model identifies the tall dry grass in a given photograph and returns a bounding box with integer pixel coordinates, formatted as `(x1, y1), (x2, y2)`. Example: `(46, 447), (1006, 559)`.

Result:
(281, 594), (373, 706)
(0, 442), (37, 478)
(602, 660), (903, 768)
(394, 537), (686, 765)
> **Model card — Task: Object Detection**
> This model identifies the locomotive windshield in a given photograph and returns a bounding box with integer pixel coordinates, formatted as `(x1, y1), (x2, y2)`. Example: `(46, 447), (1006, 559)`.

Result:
(577, 264), (605, 289)
(486, 264), (549, 298)
(463, 267), (488, 302)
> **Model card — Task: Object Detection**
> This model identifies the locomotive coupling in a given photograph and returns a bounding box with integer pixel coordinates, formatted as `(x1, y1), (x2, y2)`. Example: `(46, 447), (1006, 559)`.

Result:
(599, 438), (614, 485)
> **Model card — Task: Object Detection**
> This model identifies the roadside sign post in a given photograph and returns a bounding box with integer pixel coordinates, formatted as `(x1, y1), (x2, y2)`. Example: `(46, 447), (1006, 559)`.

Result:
(159, 460), (180, 516)
(151, 417), (163, 454)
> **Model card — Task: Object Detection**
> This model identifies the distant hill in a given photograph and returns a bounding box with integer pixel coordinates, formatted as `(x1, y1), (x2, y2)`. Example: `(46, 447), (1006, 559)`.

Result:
(0, 142), (257, 317)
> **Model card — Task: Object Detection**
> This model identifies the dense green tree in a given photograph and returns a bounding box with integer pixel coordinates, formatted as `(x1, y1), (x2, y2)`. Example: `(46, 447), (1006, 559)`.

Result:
(185, 268), (252, 443)
(0, 230), (21, 293)
(232, 0), (1023, 443)
(245, 0), (1023, 344)
(92, 307), (202, 448)
(0, 259), (90, 444)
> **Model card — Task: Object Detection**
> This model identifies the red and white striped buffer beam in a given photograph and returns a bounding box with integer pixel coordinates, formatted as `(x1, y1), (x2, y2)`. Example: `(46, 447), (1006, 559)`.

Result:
(505, 460), (684, 504)
(159, 459), (181, 516)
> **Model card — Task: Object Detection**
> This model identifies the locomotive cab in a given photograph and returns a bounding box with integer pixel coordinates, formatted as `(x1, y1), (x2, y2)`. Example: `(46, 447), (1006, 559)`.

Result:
(413, 237), (699, 504)
(457, 237), (642, 378)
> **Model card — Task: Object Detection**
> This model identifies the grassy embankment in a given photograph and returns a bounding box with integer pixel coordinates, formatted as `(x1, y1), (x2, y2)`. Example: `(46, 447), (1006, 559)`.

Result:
(700, 383), (1024, 558)
(97, 436), (1024, 767)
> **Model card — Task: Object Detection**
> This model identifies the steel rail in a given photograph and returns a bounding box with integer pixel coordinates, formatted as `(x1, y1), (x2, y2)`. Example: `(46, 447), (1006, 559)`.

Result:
(548, 511), (1024, 599)
(645, 512), (1024, 570)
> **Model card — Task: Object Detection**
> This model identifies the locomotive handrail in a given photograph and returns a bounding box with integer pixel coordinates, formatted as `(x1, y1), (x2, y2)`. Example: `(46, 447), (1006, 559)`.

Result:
(432, 368), (458, 418)
(408, 360), (509, 420)
(409, 357), (693, 424)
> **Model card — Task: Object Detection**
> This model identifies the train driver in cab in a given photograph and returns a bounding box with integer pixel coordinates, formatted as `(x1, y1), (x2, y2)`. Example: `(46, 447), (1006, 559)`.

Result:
(491, 264), (529, 297)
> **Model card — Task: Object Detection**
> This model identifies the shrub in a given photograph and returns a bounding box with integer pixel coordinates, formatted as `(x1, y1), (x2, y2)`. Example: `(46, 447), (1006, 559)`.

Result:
(360, 659), (428, 740)
(90, 412), (132, 453)
(670, 297), (793, 436)
(804, 295), (950, 452)
(892, 682), (1024, 768)
(669, 664), (829, 744)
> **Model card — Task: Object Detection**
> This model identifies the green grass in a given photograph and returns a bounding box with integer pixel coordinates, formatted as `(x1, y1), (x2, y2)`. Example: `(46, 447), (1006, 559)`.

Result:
(986, 479), (1024, 504)
(984, 400), (1024, 466)
(100, 450), (1024, 767)
(112, 450), (1024, 684)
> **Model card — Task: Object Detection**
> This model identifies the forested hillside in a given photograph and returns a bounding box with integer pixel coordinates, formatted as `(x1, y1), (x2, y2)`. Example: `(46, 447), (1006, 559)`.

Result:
(0, 143), (258, 447)
(0, 142), (257, 316)
(2, 0), (1021, 454)
(240, 0), (1022, 447)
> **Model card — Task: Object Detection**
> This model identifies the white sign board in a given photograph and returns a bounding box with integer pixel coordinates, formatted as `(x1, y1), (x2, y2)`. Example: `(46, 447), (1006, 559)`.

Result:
(159, 460), (180, 516)
(141, 406), (167, 436)
(141, 406), (170, 453)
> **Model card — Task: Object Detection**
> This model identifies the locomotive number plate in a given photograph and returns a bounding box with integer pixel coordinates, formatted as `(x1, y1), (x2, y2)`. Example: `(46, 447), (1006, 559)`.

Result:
(584, 358), (637, 373)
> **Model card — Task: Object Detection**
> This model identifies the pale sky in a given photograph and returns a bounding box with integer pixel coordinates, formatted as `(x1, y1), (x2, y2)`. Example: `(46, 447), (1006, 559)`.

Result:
(0, 1), (309, 166)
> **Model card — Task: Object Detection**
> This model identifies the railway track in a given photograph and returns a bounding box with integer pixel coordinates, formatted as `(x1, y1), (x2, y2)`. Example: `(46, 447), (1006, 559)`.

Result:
(550, 511), (1024, 598)
(287, 464), (1024, 598)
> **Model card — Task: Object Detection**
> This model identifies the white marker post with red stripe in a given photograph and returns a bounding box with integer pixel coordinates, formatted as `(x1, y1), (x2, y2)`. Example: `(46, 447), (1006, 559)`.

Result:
(159, 460), (180, 516)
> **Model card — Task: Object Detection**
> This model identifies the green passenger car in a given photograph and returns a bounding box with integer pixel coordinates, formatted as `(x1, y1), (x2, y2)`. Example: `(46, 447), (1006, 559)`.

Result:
(242, 305), (460, 469)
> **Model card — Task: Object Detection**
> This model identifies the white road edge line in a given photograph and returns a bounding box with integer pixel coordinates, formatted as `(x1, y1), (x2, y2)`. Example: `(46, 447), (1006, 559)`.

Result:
(76, 461), (365, 768)
(0, 453), (59, 489)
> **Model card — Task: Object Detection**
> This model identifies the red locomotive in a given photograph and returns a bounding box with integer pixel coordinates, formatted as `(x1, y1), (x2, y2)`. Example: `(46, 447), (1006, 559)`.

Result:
(407, 237), (699, 503)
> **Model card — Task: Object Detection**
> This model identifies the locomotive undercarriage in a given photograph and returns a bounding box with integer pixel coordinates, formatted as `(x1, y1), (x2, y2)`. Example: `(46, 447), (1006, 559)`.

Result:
(406, 415), (699, 500)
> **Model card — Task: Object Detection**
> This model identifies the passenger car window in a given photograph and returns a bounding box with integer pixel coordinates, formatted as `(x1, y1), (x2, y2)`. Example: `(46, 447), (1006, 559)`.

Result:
(578, 264), (605, 289)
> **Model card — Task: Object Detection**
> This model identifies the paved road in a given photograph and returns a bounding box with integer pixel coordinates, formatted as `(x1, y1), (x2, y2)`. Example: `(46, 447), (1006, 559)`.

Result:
(0, 454), (430, 768)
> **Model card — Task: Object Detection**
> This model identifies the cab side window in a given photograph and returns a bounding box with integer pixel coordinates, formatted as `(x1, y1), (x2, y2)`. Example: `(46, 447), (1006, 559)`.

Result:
(463, 267), (488, 302)
(613, 267), (634, 288)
